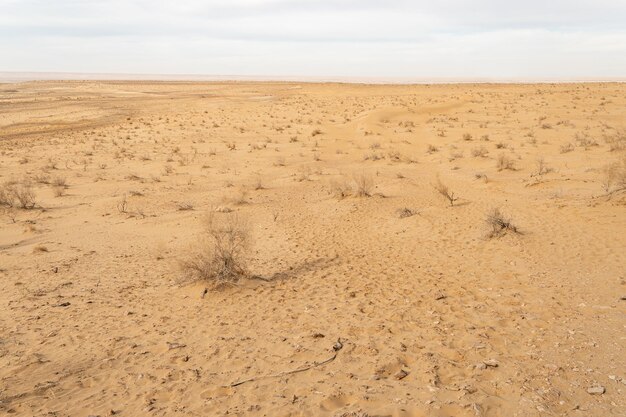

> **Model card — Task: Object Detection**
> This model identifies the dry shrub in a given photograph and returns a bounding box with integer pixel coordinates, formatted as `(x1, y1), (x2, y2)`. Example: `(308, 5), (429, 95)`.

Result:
(574, 133), (598, 149)
(532, 157), (554, 177)
(601, 156), (626, 194)
(0, 182), (36, 209)
(53, 185), (66, 197)
(180, 213), (249, 286)
(397, 207), (417, 218)
(485, 208), (519, 238)
(604, 130), (626, 151)
(433, 177), (458, 206)
(330, 178), (352, 199)
(496, 154), (516, 171)
(51, 176), (67, 187)
(363, 151), (383, 161)
(559, 143), (574, 154)
(226, 188), (248, 205)
(471, 146), (489, 157)
(352, 172), (374, 197)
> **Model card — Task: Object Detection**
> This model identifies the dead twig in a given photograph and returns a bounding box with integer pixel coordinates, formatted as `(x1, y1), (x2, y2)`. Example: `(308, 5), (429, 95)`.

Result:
(225, 341), (342, 387)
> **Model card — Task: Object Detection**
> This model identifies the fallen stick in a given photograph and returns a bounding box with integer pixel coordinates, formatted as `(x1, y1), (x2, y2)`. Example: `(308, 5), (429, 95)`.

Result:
(225, 352), (339, 388)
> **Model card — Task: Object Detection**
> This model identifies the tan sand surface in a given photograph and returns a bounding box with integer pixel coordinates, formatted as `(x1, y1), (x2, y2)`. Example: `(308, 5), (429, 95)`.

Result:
(0, 81), (625, 416)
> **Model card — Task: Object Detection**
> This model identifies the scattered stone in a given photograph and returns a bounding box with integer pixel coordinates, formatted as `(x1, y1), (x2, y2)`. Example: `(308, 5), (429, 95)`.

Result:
(312, 333), (325, 339)
(333, 339), (343, 351)
(54, 302), (71, 307)
(434, 291), (447, 300)
(394, 369), (409, 380)
(484, 359), (499, 367)
(474, 363), (487, 370)
(587, 385), (605, 395)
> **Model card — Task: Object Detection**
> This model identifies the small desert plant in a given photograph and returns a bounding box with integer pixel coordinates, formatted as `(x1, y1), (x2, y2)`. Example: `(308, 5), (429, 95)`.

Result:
(495, 142), (507, 149)
(251, 176), (264, 190)
(471, 146), (489, 157)
(51, 176), (67, 187)
(227, 188), (248, 205)
(600, 157), (626, 194)
(352, 172), (374, 197)
(532, 158), (554, 177)
(117, 195), (128, 213)
(559, 143), (574, 153)
(330, 178), (352, 199)
(52, 185), (66, 197)
(604, 130), (626, 151)
(0, 182), (36, 209)
(485, 208), (519, 238)
(0, 183), (15, 207)
(397, 207), (417, 218)
(179, 213), (249, 287)
(574, 133), (598, 149)
(496, 154), (516, 171)
(433, 177), (458, 206)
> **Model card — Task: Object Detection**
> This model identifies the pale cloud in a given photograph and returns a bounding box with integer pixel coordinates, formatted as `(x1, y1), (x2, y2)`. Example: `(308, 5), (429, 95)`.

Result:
(1, 0), (625, 79)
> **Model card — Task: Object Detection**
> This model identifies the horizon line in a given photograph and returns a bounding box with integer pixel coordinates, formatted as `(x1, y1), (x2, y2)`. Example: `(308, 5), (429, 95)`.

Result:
(1, 71), (625, 85)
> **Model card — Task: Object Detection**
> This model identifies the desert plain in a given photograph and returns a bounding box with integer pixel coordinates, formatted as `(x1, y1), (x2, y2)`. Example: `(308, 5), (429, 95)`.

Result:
(0, 81), (625, 417)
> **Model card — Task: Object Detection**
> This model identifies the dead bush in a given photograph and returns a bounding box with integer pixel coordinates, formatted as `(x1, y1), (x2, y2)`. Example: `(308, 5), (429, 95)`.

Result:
(601, 157), (626, 194)
(485, 208), (519, 238)
(496, 154), (516, 171)
(433, 177), (458, 206)
(397, 207), (417, 218)
(471, 146), (489, 157)
(559, 143), (574, 154)
(53, 185), (66, 197)
(0, 182), (36, 209)
(604, 130), (626, 152)
(532, 158), (554, 177)
(330, 178), (352, 199)
(227, 188), (248, 205)
(352, 172), (374, 197)
(179, 213), (249, 287)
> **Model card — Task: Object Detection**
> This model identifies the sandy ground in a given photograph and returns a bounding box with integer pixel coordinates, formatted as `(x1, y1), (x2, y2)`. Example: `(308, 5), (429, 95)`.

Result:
(0, 81), (625, 417)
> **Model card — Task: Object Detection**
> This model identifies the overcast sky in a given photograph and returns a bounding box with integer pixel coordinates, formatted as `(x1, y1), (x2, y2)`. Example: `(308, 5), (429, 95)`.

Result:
(1, 0), (625, 79)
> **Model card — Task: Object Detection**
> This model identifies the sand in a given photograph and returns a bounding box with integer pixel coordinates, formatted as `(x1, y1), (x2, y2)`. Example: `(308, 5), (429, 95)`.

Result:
(0, 81), (625, 417)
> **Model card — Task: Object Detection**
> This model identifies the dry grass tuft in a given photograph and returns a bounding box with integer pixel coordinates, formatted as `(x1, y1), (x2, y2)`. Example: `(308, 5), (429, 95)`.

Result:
(330, 178), (352, 199)
(180, 213), (249, 287)
(485, 208), (520, 238)
(352, 172), (374, 197)
(496, 154), (516, 171)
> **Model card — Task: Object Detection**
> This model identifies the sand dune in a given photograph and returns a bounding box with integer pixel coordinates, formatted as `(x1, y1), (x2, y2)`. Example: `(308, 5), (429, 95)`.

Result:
(0, 81), (625, 417)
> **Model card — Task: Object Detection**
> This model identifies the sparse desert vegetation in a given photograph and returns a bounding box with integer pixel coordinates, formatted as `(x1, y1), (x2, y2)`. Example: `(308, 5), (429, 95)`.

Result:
(0, 81), (624, 417)
(180, 213), (250, 286)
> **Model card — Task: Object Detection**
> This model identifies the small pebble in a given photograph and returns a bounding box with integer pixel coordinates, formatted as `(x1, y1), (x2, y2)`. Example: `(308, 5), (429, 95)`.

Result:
(587, 385), (605, 395)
